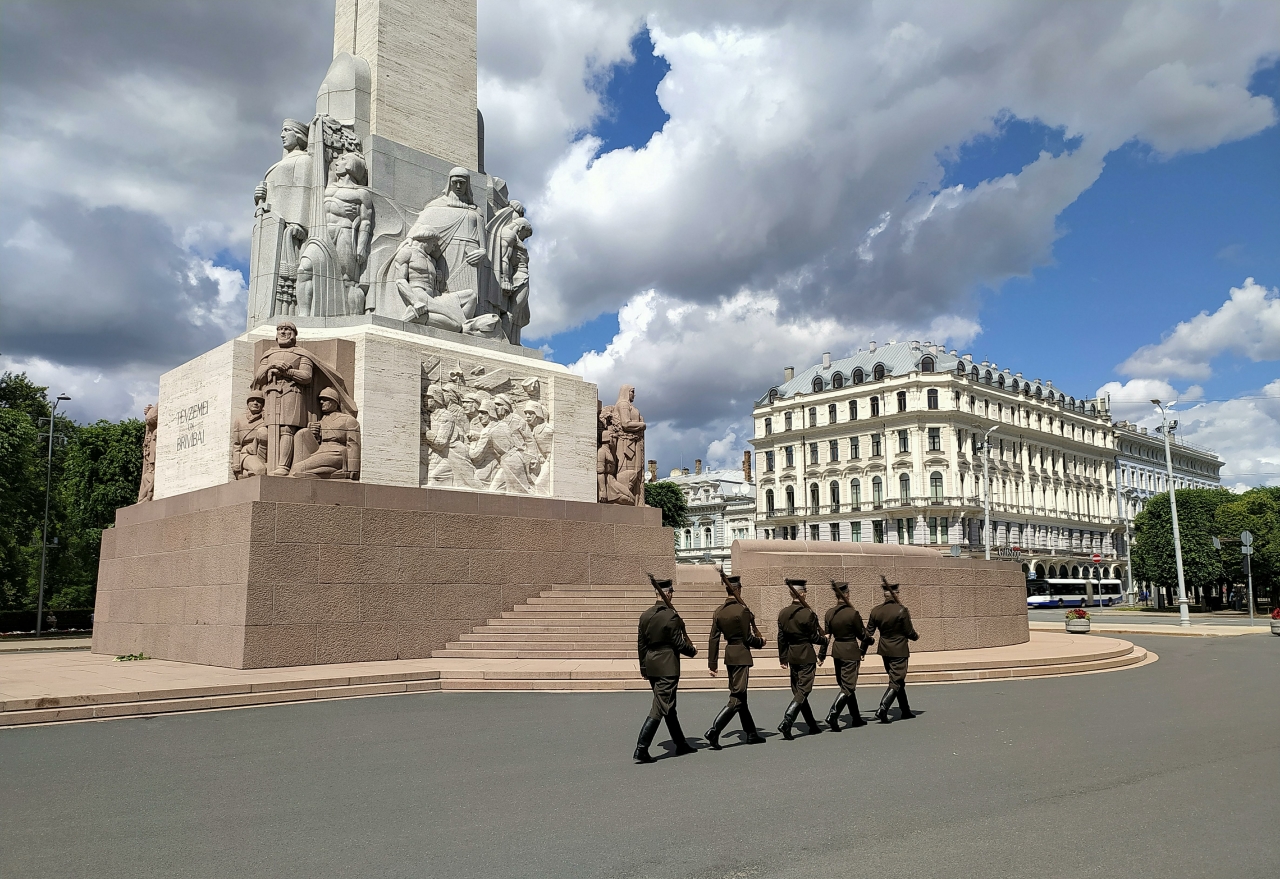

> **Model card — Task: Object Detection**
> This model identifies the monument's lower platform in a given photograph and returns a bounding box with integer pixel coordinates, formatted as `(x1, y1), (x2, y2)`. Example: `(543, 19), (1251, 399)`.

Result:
(91, 477), (674, 669)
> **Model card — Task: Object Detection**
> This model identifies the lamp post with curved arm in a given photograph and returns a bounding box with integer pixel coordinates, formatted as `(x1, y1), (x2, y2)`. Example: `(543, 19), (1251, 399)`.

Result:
(981, 425), (998, 561)
(36, 393), (71, 637)
(1152, 400), (1190, 627)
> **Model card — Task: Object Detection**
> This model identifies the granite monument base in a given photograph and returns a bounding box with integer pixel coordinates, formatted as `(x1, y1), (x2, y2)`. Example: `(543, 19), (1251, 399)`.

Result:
(731, 540), (1029, 651)
(92, 477), (674, 669)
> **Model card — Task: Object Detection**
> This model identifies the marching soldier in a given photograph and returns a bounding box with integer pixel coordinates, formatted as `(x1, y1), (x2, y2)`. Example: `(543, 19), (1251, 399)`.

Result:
(634, 575), (698, 763)
(705, 573), (766, 748)
(866, 575), (920, 723)
(822, 581), (869, 731)
(776, 578), (827, 740)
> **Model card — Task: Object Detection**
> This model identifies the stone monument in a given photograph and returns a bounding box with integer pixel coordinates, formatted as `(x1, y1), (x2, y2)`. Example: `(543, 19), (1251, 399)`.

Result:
(92, 0), (673, 669)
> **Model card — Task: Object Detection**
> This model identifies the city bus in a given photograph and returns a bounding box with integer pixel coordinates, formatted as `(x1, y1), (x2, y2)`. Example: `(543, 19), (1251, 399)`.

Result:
(1026, 578), (1124, 608)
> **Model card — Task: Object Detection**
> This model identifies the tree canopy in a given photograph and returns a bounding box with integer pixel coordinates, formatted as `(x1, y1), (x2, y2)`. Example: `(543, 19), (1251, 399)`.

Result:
(643, 481), (689, 530)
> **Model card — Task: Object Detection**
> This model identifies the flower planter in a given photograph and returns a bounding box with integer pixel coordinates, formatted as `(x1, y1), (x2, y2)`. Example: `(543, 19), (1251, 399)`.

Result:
(1270, 620), (1280, 636)
(1065, 619), (1091, 634)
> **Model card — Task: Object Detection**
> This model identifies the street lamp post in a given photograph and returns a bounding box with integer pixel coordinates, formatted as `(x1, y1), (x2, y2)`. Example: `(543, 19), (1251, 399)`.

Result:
(982, 425), (998, 561)
(1120, 488), (1137, 607)
(1152, 400), (1190, 628)
(36, 393), (71, 638)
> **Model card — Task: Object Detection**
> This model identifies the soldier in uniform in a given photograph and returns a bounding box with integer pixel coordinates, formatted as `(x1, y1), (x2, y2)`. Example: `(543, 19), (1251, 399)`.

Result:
(866, 575), (920, 723)
(822, 581), (870, 731)
(634, 577), (698, 763)
(776, 578), (827, 740)
(705, 575), (766, 749)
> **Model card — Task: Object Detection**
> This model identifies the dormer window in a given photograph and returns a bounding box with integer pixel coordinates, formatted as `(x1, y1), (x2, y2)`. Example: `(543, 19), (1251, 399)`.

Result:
(812, 376), (824, 393)
(873, 363), (886, 381)
(920, 356), (935, 373)
(853, 368), (864, 384)
(831, 372), (844, 389)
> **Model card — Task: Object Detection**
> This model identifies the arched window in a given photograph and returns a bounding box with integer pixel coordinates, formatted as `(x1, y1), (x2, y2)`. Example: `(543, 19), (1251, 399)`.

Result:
(812, 376), (824, 393)
(1048, 565), (1057, 578)
(704, 526), (713, 547)
(1071, 565), (1080, 578)
(683, 528), (692, 548)
(1068, 396), (1076, 409)
(1011, 379), (1020, 392)
(927, 388), (939, 410)
(896, 390), (907, 412)
(1023, 385), (1030, 397)
(983, 370), (993, 384)
(852, 368), (864, 384)
(784, 411), (793, 430)
(956, 362), (966, 377)
(809, 482), (820, 511)
(930, 471), (943, 501)
(785, 485), (795, 514)
(768, 388), (778, 403)
(873, 363), (886, 381)
(831, 372), (844, 389)
(920, 356), (935, 373)
(1035, 564), (1046, 579)
(870, 396), (880, 417)
(765, 489), (775, 514)
(899, 473), (911, 502)
(872, 476), (883, 506)
(829, 480), (840, 512)
(1034, 386), (1043, 398)
(997, 375), (1005, 388)
(971, 366), (980, 381)
(851, 479), (861, 508)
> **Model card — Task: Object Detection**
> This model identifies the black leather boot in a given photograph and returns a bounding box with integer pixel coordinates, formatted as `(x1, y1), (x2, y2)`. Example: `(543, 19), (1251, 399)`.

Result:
(874, 687), (896, 724)
(665, 709), (697, 755)
(704, 705), (737, 750)
(847, 693), (867, 727)
(897, 684), (916, 719)
(799, 701), (823, 735)
(826, 694), (848, 732)
(634, 716), (660, 763)
(777, 701), (801, 740)
(739, 705), (765, 744)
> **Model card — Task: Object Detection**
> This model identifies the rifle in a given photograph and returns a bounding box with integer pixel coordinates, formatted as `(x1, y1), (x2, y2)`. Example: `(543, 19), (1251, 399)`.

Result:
(646, 572), (675, 612)
(785, 578), (826, 638)
(717, 566), (765, 644)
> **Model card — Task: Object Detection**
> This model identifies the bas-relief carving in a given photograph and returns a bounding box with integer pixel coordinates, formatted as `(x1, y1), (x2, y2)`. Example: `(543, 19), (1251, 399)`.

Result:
(597, 385), (646, 506)
(137, 404), (158, 503)
(420, 359), (552, 495)
(239, 322), (360, 481)
(248, 54), (535, 346)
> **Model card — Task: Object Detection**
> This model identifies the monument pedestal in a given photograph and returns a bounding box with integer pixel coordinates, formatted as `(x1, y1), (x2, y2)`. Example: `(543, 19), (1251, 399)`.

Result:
(92, 477), (674, 668)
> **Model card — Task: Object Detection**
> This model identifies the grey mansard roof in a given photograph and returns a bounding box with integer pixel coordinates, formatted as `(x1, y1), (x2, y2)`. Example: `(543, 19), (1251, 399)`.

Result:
(755, 339), (1095, 412)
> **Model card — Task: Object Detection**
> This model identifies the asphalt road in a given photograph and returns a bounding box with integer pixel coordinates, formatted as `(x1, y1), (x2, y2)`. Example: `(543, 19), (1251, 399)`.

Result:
(1028, 608), (1270, 626)
(3, 634), (1277, 879)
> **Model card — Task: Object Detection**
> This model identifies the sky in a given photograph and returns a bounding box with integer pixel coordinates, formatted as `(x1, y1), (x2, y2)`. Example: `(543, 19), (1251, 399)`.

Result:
(2, 0), (1278, 489)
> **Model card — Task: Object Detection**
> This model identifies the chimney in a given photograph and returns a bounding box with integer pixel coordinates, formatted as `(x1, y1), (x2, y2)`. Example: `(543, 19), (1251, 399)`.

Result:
(822, 352), (831, 369)
(669, 468), (682, 478)
(743, 450), (753, 484)
(783, 366), (794, 382)
(869, 340), (876, 353)
(694, 459), (702, 475)
(647, 460), (657, 482)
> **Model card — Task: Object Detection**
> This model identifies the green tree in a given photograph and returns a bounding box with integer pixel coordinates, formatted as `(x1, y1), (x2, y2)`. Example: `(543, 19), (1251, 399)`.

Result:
(643, 481), (689, 529)
(1214, 487), (1280, 609)
(0, 407), (43, 610)
(1132, 488), (1235, 599)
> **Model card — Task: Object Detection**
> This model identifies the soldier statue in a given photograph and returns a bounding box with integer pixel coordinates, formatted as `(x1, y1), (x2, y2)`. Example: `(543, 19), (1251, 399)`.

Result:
(822, 581), (871, 731)
(776, 578), (827, 740)
(866, 575), (920, 723)
(634, 576), (698, 763)
(705, 573), (766, 749)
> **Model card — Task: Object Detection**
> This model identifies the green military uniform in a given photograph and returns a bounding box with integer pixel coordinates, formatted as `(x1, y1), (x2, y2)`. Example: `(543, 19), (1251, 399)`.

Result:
(866, 584), (920, 723)
(705, 578), (766, 748)
(634, 579), (698, 763)
(822, 581), (869, 731)
(776, 579), (827, 740)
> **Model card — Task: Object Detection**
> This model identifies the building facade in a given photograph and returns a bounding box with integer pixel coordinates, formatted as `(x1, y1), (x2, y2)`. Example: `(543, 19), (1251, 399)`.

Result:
(750, 340), (1127, 581)
(669, 458), (756, 573)
(1113, 420), (1223, 520)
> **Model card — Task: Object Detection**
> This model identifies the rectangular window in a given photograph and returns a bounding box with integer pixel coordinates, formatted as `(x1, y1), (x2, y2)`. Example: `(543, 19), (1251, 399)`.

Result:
(939, 518), (947, 544)
(808, 407), (817, 428)
(809, 524), (821, 541)
(872, 521), (884, 543)
(928, 427), (941, 451)
(828, 403), (837, 424)
(906, 518), (915, 544)
(851, 436), (860, 459)
(764, 450), (775, 472)
(764, 417), (772, 436)
(829, 523), (840, 542)
(809, 442), (819, 465)
(849, 400), (858, 420)
(851, 522), (862, 542)
(784, 446), (794, 467)
(898, 430), (909, 453)
(896, 519), (905, 544)
(871, 396), (880, 417)
(829, 440), (839, 462)
(927, 389), (939, 410)
(929, 517), (938, 544)
(871, 434), (882, 456)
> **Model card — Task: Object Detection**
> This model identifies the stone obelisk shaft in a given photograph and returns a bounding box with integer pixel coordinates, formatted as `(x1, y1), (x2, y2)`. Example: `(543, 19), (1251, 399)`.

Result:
(333, 0), (478, 171)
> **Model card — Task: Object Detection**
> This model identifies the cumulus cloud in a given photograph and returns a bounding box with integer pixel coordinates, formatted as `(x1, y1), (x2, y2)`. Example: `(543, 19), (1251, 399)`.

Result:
(1119, 279), (1280, 380)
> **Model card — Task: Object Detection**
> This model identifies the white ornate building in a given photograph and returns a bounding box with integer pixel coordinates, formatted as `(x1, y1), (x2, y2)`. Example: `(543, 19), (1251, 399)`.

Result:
(750, 340), (1129, 580)
(669, 458), (756, 573)
(1114, 421), (1223, 520)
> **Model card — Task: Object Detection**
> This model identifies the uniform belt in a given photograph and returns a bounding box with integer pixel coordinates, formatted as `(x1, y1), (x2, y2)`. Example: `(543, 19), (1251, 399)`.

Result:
(834, 637), (860, 642)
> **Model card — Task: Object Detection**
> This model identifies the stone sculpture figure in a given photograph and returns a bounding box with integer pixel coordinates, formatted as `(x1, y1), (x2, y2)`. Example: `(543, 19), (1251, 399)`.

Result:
(596, 401), (616, 502)
(296, 149), (374, 317)
(610, 385), (647, 506)
(289, 387), (361, 479)
(422, 384), (481, 489)
(253, 119), (312, 315)
(390, 229), (494, 335)
(496, 218), (533, 345)
(137, 403), (158, 503)
(413, 168), (487, 308)
(231, 392), (268, 479)
(251, 321), (357, 475)
(523, 401), (553, 494)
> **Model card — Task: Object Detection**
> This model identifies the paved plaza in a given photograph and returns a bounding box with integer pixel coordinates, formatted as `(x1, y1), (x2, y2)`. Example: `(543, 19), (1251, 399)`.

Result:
(2, 633), (1275, 879)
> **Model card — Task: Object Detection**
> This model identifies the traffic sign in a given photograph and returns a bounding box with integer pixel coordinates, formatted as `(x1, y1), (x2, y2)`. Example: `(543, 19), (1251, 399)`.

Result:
(1091, 553), (1101, 563)
(1240, 530), (1253, 547)
(1242, 546), (1253, 555)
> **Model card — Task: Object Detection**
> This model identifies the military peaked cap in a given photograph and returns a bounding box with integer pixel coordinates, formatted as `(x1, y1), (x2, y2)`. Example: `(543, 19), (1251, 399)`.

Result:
(784, 578), (807, 590)
(831, 581), (849, 593)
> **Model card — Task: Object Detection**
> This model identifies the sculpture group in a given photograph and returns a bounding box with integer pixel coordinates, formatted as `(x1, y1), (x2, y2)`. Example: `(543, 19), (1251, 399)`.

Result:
(253, 115), (532, 346)
(420, 359), (552, 495)
(597, 386), (646, 506)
